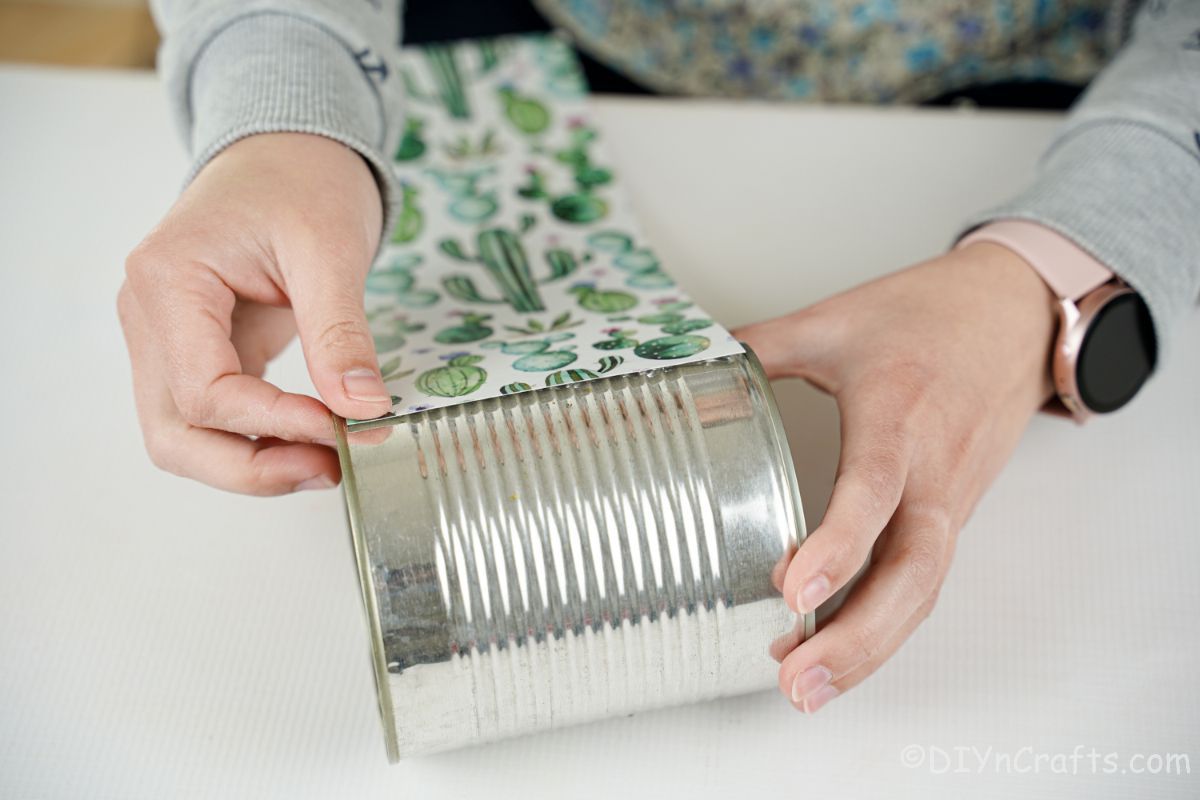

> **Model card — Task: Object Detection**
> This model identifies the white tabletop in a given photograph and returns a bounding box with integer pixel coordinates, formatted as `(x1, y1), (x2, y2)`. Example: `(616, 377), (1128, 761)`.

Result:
(1, 66), (1197, 799)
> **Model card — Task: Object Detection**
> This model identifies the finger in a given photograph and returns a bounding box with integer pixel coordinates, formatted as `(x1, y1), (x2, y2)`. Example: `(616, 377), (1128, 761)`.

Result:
(777, 502), (950, 713)
(282, 242), (393, 421)
(732, 307), (841, 386)
(118, 283), (340, 494)
(125, 245), (335, 444)
(782, 389), (915, 616)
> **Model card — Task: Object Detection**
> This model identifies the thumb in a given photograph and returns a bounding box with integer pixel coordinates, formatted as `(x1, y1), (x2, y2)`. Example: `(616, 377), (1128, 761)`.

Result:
(288, 260), (393, 421)
(732, 308), (835, 387)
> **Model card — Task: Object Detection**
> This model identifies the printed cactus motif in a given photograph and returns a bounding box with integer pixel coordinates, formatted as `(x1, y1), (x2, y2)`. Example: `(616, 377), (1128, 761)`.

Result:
(532, 37), (587, 98)
(404, 46), (472, 120)
(434, 312), (493, 344)
(586, 229), (675, 289)
(517, 122), (612, 224)
(426, 167), (498, 224)
(661, 318), (712, 335)
(443, 129), (501, 161)
(394, 117), (427, 162)
(500, 382), (532, 395)
(504, 310), (581, 336)
(570, 282), (638, 313)
(439, 226), (579, 312)
(365, 255), (439, 307)
(484, 332), (576, 371)
(499, 85), (550, 135)
(378, 355), (414, 382)
(593, 328), (638, 350)
(417, 353), (488, 398)
(391, 183), (423, 244)
(634, 335), (711, 360)
(369, 310), (426, 352)
(543, 355), (622, 386)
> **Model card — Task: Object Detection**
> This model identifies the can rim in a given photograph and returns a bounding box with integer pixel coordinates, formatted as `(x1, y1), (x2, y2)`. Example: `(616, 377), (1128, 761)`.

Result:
(334, 415), (401, 763)
(739, 345), (817, 643)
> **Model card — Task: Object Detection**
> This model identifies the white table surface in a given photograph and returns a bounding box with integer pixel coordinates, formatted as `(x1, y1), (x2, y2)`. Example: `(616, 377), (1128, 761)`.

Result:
(1, 66), (1197, 800)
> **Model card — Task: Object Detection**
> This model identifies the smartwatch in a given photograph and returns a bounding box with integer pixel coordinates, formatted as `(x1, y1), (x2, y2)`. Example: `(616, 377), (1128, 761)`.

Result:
(957, 220), (1157, 422)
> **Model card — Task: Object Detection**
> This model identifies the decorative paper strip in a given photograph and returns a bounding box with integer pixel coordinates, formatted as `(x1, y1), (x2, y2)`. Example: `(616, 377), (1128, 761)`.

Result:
(358, 34), (743, 424)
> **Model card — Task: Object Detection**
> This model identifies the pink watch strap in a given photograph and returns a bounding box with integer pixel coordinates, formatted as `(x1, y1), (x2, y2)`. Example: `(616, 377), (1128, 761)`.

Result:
(957, 220), (1113, 301)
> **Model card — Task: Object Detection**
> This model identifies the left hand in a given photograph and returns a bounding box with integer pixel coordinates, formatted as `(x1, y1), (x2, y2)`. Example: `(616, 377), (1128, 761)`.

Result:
(734, 242), (1058, 713)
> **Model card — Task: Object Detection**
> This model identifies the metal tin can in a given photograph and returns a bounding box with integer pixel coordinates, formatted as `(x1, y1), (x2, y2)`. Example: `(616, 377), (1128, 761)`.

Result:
(335, 349), (812, 760)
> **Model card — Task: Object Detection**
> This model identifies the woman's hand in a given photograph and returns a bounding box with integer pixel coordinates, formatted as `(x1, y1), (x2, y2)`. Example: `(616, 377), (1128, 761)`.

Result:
(118, 132), (391, 495)
(735, 242), (1058, 713)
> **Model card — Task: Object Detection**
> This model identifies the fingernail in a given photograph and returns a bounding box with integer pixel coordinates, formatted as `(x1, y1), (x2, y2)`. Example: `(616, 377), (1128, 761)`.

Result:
(797, 574), (831, 614)
(791, 665), (833, 703)
(314, 438), (337, 448)
(342, 369), (390, 403)
(295, 474), (335, 492)
(803, 684), (840, 714)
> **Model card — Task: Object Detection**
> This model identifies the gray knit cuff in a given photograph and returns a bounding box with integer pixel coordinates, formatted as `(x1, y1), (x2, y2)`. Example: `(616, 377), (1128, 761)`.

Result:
(960, 121), (1200, 362)
(186, 11), (400, 243)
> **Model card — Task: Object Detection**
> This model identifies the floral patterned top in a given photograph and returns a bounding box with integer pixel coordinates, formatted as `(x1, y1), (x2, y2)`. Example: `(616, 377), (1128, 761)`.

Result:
(532, 0), (1133, 102)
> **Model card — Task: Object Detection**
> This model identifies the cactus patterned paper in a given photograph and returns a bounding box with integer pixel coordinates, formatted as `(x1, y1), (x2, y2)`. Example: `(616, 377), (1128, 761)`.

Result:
(354, 34), (741, 424)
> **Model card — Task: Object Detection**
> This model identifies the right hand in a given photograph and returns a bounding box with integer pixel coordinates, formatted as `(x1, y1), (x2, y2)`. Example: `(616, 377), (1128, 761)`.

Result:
(118, 132), (391, 495)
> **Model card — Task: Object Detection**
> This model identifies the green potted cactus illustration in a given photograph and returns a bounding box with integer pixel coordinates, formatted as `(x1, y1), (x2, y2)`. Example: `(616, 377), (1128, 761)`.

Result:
(433, 312), (494, 344)
(442, 128), (501, 161)
(544, 355), (623, 386)
(394, 117), (427, 162)
(517, 121), (612, 224)
(368, 310), (426, 352)
(439, 226), (579, 312)
(378, 355), (414, 383)
(499, 85), (550, 135)
(484, 333), (577, 371)
(503, 310), (582, 336)
(416, 353), (488, 398)
(634, 335), (711, 360)
(425, 167), (498, 224)
(569, 282), (638, 313)
(403, 45), (472, 120)
(661, 318), (712, 335)
(365, 255), (439, 307)
(593, 328), (639, 350)
(585, 229), (675, 289)
(391, 183), (423, 244)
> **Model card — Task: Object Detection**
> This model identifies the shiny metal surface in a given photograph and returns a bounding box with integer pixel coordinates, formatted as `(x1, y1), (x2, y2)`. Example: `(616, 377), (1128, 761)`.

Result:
(336, 351), (812, 760)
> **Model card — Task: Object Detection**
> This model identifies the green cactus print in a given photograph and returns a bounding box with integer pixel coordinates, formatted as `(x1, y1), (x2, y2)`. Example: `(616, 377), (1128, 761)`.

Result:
(369, 311), (426, 352)
(365, 256), (439, 307)
(484, 332), (577, 371)
(434, 313), (493, 344)
(593, 329), (638, 350)
(504, 310), (582, 336)
(440, 226), (579, 312)
(404, 46), (472, 120)
(443, 129), (501, 161)
(543, 354), (622, 386)
(417, 354), (488, 398)
(358, 36), (743, 424)
(634, 335), (711, 360)
(426, 167), (498, 224)
(391, 183), (423, 244)
(584, 229), (675, 289)
(661, 318), (712, 335)
(499, 86), (550, 135)
(570, 283), (638, 313)
(394, 117), (427, 162)
(517, 124), (612, 224)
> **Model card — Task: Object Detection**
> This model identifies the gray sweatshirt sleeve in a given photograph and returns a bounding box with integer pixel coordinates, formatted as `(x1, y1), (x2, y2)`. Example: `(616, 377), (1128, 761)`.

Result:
(963, 0), (1200, 361)
(151, 0), (404, 227)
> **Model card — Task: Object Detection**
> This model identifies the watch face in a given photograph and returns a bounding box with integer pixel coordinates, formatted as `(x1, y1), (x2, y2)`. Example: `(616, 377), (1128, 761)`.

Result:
(1076, 292), (1157, 413)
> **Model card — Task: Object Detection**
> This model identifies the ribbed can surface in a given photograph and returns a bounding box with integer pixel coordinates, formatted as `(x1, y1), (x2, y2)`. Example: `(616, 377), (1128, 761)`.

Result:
(337, 352), (811, 760)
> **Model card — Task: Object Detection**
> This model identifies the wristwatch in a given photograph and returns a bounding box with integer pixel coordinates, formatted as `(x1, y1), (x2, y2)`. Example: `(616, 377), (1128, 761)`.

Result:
(957, 219), (1157, 423)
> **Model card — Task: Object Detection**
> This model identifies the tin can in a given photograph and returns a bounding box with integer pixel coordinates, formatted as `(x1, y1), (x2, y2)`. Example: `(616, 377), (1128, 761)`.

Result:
(335, 349), (813, 760)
